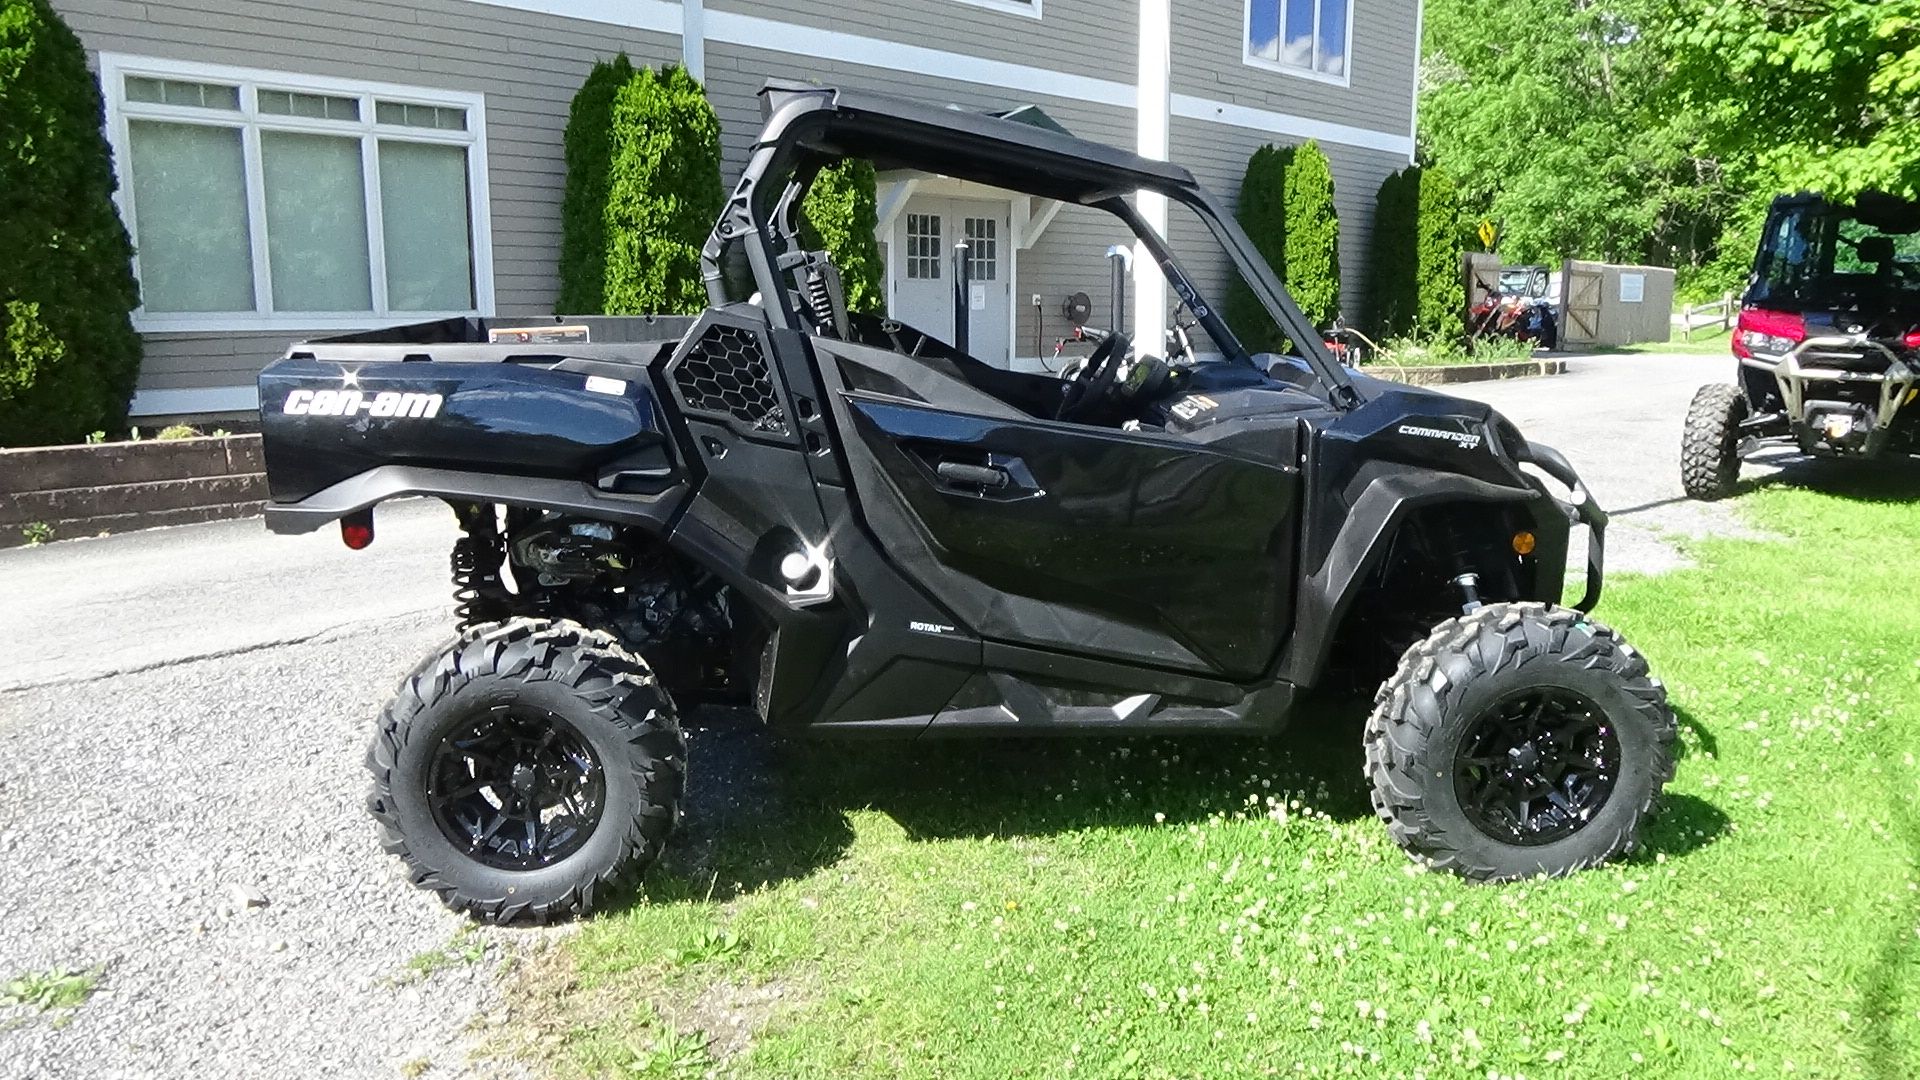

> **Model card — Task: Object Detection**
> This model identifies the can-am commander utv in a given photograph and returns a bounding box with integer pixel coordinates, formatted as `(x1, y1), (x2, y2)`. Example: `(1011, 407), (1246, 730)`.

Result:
(258, 82), (1674, 923)
(1682, 191), (1920, 499)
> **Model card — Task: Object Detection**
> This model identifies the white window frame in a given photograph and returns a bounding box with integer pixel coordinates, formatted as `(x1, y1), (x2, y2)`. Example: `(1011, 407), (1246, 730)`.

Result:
(1242, 0), (1355, 88)
(97, 53), (496, 333)
(947, 0), (1042, 20)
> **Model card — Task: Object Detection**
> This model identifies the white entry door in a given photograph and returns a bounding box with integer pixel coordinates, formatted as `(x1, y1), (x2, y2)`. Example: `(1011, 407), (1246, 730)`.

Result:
(891, 197), (1011, 367)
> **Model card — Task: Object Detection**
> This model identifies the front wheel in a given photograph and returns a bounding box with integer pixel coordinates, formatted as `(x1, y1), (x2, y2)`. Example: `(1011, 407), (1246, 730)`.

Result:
(1364, 603), (1675, 881)
(366, 618), (686, 923)
(1681, 383), (1748, 500)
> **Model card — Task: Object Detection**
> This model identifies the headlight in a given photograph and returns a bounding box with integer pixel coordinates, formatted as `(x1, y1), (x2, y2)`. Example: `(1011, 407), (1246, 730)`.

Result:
(1739, 330), (1797, 355)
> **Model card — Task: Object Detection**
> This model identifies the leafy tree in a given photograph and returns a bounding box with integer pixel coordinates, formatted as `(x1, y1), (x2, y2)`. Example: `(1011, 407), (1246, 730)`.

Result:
(602, 64), (724, 315)
(555, 53), (634, 314)
(1419, 0), (1745, 279)
(800, 159), (884, 315)
(1663, 0), (1920, 201)
(0, 0), (141, 447)
(1283, 141), (1340, 328)
(1226, 143), (1290, 353)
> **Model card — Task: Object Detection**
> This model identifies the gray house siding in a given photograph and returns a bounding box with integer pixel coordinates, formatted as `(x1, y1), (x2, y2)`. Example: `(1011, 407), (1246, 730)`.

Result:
(1173, 0), (1417, 137)
(710, 0), (1135, 74)
(52, 0), (1420, 415)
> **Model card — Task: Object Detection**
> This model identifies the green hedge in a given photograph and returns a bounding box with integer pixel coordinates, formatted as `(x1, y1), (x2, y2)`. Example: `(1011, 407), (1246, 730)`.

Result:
(557, 63), (724, 315)
(0, 0), (141, 447)
(555, 53), (634, 315)
(800, 159), (884, 315)
(1367, 164), (1463, 341)
(602, 64), (723, 315)
(1226, 141), (1341, 353)
(1225, 144), (1290, 353)
(1282, 141), (1340, 329)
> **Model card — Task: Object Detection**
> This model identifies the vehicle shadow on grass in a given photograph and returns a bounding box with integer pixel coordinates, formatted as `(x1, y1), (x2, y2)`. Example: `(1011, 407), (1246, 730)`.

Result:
(632, 692), (1728, 906)
(1738, 452), (1920, 503)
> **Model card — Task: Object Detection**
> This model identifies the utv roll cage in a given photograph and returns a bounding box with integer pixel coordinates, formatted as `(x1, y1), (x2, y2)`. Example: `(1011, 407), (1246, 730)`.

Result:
(700, 81), (1362, 409)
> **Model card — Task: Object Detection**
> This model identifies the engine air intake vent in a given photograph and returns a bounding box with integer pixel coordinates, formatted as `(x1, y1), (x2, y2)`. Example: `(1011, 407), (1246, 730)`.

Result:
(673, 323), (786, 434)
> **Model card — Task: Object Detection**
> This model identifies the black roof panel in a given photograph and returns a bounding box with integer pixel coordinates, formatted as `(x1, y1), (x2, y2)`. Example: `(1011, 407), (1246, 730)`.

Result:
(757, 80), (1200, 205)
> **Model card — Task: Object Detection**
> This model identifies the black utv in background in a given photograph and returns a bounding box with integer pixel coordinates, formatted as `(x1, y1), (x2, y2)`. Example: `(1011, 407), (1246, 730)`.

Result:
(258, 82), (1674, 923)
(1683, 191), (1920, 499)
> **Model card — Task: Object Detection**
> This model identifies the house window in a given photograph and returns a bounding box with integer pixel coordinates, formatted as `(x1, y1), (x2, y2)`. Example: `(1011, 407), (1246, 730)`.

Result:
(1246, 0), (1351, 82)
(947, 0), (1042, 19)
(963, 218), (998, 281)
(99, 55), (493, 331)
(907, 213), (943, 280)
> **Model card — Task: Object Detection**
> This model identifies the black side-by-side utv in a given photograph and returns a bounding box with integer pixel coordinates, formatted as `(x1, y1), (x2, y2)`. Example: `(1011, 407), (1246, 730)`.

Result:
(1683, 191), (1920, 499)
(258, 81), (1674, 923)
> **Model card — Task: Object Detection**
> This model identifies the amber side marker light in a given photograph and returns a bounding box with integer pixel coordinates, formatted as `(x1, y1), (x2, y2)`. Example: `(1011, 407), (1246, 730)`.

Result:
(1512, 530), (1537, 555)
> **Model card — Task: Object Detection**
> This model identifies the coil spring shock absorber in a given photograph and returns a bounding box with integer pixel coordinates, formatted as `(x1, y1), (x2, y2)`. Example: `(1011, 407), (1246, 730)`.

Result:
(450, 503), (510, 631)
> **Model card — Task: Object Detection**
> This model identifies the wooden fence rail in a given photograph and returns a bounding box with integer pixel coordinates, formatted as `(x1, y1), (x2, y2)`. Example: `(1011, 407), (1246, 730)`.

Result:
(1677, 292), (1737, 341)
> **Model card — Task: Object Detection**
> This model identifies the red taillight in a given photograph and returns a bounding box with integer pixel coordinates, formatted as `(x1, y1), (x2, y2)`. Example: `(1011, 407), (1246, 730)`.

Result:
(1904, 329), (1920, 350)
(1732, 308), (1806, 359)
(340, 511), (374, 550)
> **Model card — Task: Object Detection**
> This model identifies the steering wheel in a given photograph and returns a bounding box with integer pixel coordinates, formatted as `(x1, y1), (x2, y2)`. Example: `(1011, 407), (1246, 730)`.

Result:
(1056, 330), (1131, 423)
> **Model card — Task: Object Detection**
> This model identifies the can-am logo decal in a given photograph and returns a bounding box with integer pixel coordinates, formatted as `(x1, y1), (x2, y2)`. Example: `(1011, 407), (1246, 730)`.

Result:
(283, 389), (442, 419)
(1397, 423), (1482, 450)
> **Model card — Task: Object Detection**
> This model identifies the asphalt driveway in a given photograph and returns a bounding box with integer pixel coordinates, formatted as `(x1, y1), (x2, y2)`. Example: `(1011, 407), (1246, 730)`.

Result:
(0, 351), (1739, 1077)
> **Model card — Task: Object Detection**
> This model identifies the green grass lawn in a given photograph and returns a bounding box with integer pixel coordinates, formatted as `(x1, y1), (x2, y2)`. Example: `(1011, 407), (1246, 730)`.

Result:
(506, 477), (1920, 1079)
(1597, 328), (1734, 356)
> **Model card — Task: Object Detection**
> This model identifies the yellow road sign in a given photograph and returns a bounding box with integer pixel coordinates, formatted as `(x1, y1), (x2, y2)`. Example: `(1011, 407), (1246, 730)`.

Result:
(1477, 219), (1497, 250)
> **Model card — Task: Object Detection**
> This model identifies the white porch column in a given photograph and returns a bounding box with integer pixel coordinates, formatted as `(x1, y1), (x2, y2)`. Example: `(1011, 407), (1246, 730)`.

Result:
(1133, 0), (1171, 354)
(682, 0), (705, 83)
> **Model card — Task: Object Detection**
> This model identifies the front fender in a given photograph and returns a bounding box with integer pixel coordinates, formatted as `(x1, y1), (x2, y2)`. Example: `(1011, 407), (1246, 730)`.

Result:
(1280, 470), (1555, 687)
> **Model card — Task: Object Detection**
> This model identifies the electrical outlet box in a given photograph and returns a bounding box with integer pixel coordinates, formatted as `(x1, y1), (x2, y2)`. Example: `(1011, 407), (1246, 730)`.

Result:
(1030, 293), (1042, 306)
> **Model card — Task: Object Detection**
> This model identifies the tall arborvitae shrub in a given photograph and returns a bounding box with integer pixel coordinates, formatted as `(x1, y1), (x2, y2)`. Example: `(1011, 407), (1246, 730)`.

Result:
(1414, 166), (1464, 341)
(0, 0), (141, 447)
(1367, 165), (1462, 342)
(1282, 140), (1340, 329)
(555, 53), (633, 314)
(1226, 143), (1290, 353)
(800, 159), (884, 315)
(602, 64), (724, 315)
(1367, 168), (1418, 338)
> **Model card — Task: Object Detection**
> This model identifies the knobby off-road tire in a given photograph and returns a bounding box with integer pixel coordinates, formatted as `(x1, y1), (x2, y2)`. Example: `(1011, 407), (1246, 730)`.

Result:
(367, 618), (686, 924)
(1364, 603), (1675, 882)
(1681, 383), (1748, 501)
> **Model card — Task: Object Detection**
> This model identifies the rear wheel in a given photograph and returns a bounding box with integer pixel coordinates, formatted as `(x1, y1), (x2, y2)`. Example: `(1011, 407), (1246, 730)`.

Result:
(1364, 603), (1675, 881)
(1681, 383), (1748, 500)
(367, 618), (685, 923)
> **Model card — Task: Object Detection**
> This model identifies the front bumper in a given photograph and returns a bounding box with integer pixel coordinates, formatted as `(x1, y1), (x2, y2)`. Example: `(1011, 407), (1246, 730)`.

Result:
(1743, 336), (1920, 457)
(1515, 439), (1608, 613)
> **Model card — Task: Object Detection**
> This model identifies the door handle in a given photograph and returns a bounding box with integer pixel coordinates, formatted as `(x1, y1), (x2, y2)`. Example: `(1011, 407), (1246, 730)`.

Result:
(934, 460), (1011, 490)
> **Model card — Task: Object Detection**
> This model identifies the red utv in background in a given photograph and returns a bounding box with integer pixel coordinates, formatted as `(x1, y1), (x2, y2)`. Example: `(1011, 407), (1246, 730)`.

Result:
(1680, 192), (1920, 499)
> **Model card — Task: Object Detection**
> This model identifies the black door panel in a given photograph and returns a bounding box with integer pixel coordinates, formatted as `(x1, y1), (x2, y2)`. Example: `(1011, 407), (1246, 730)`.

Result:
(843, 395), (1298, 679)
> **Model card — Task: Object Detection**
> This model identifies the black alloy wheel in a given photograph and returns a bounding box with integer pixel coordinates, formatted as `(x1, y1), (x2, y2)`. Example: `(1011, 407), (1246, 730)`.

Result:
(368, 618), (686, 923)
(1452, 688), (1620, 846)
(428, 707), (606, 871)
(1365, 602), (1675, 882)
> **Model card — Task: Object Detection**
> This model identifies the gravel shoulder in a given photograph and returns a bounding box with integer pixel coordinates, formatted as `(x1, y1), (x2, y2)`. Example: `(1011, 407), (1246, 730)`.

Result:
(0, 504), (543, 1077)
(1447, 352), (1768, 574)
